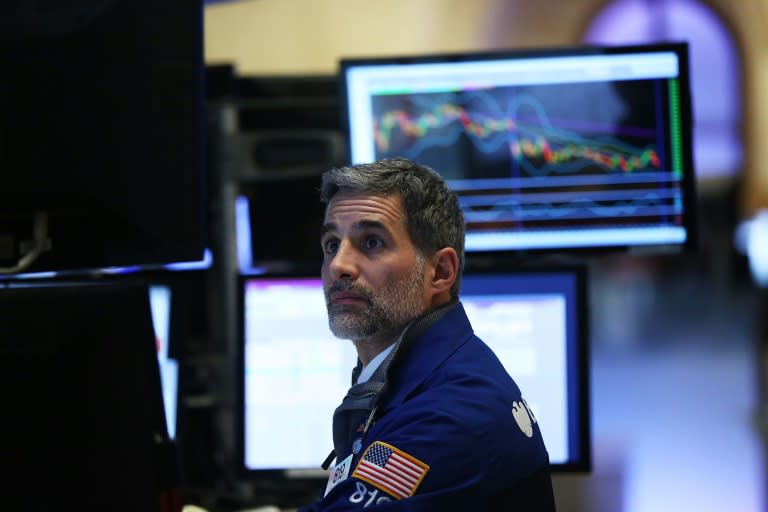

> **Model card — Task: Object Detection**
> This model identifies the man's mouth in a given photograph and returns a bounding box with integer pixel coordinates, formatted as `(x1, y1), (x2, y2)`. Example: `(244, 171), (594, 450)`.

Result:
(330, 291), (368, 306)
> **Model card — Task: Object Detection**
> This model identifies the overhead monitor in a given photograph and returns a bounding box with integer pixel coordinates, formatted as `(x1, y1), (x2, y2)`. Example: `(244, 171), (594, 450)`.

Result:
(340, 42), (697, 256)
(236, 265), (589, 505)
(0, 0), (207, 276)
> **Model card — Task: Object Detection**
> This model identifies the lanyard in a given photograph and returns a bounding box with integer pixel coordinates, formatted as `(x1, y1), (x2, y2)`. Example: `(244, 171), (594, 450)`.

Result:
(322, 397), (381, 470)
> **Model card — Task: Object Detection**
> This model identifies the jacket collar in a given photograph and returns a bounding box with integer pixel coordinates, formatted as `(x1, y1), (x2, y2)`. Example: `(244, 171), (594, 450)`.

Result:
(383, 300), (474, 407)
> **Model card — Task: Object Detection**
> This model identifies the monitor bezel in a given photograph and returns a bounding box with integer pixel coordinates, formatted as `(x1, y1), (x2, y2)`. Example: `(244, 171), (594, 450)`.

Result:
(338, 42), (698, 259)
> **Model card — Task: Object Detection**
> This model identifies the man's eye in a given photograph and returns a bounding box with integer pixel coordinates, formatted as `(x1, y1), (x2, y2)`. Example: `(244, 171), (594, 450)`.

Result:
(364, 237), (383, 250)
(323, 239), (339, 254)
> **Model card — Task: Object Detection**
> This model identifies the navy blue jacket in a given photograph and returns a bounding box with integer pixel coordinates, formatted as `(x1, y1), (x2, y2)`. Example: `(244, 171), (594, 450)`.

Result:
(300, 301), (556, 511)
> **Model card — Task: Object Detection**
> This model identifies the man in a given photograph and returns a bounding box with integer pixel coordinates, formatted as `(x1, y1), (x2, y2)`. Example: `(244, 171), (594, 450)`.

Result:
(300, 157), (556, 510)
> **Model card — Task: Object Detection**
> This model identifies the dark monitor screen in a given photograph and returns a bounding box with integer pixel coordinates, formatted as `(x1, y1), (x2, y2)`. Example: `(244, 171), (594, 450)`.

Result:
(237, 265), (590, 484)
(340, 42), (696, 256)
(0, 0), (207, 275)
(0, 282), (176, 511)
(236, 176), (326, 272)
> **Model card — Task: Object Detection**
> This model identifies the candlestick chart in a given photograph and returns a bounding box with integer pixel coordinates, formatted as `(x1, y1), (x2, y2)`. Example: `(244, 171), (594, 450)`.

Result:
(369, 80), (685, 237)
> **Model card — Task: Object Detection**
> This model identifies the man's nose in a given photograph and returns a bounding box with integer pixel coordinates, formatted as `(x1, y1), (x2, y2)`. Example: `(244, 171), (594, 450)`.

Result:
(327, 240), (359, 280)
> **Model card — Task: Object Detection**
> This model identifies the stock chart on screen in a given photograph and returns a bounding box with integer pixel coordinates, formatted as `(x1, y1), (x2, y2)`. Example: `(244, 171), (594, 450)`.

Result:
(341, 44), (696, 254)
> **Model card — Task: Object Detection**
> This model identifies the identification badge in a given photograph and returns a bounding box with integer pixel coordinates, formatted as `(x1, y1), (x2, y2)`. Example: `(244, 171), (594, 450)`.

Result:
(324, 453), (353, 497)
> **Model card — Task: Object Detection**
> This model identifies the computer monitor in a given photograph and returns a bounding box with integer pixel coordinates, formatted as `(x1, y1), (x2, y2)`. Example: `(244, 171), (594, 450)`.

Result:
(238, 275), (356, 480)
(0, 0), (207, 275)
(235, 175), (326, 272)
(237, 265), (589, 491)
(0, 282), (178, 511)
(340, 42), (697, 256)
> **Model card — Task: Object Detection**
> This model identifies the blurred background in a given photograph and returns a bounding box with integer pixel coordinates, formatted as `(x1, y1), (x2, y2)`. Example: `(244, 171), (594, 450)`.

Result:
(189, 0), (768, 510)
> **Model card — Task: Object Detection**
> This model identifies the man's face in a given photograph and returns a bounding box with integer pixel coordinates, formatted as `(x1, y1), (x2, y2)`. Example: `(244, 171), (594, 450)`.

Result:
(320, 190), (430, 342)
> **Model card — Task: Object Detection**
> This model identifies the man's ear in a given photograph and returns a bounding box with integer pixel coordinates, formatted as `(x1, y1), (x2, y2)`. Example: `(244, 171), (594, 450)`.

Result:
(429, 247), (459, 299)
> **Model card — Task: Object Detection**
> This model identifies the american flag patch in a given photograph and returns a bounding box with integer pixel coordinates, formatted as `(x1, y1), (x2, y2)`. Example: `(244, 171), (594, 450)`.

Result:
(351, 441), (430, 499)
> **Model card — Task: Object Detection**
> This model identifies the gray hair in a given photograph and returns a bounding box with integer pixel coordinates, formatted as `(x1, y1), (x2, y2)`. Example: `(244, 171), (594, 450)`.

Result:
(320, 157), (465, 299)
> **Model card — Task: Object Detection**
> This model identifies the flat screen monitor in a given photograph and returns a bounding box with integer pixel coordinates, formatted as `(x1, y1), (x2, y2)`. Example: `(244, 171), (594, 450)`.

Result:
(237, 265), (590, 490)
(0, 0), (207, 276)
(235, 175), (326, 273)
(340, 42), (697, 256)
(0, 282), (177, 511)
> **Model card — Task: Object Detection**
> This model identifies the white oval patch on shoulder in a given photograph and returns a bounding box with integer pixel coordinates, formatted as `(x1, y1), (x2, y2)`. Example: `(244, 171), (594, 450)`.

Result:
(512, 400), (533, 438)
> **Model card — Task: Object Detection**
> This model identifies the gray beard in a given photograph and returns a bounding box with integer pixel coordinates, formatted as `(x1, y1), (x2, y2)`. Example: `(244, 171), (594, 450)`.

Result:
(325, 256), (426, 342)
